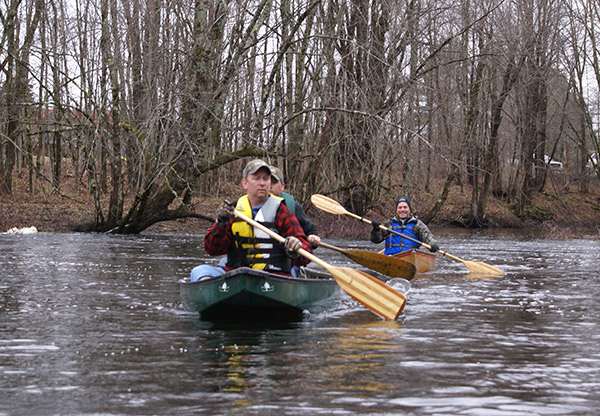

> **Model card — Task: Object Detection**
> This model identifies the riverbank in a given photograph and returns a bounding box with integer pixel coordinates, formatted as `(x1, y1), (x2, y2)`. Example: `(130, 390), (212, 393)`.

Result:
(2, 174), (599, 237)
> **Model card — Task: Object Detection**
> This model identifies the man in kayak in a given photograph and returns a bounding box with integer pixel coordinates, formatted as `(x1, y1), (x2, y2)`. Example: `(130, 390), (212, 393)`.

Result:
(370, 197), (439, 255)
(190, 159), (312, 282)
(269, 166), (321, 249)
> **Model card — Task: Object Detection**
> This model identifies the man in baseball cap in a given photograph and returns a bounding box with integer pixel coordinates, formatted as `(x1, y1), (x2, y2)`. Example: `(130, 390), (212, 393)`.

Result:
(242, 159), (273, 178)
(190, 159), (312, 282)
(269, 165), (320, 249)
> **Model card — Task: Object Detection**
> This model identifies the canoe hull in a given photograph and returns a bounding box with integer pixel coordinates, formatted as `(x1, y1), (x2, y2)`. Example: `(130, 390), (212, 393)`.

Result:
(179, 267), (341, 320)
(394, 250), (436, 273)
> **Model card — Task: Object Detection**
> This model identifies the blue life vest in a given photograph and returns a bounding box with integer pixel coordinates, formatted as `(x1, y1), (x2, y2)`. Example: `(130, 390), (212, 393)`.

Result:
(384, 218), (421, 255)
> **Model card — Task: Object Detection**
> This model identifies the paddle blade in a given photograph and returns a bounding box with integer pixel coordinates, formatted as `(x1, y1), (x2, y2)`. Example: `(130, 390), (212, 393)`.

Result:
(329, 266), (406, 320)
(464, 260), (504, 276)
(311, 194), (348, 215)
(342, 249), (416, 279)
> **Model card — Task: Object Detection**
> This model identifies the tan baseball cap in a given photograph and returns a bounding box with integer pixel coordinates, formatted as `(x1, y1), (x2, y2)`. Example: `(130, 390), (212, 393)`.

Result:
(242, 159), (272, 178)
(270, 166), (284, 184)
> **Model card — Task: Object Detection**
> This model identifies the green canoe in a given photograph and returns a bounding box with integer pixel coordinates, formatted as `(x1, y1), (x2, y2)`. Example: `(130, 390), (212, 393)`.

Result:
(179, 267), (341, 320)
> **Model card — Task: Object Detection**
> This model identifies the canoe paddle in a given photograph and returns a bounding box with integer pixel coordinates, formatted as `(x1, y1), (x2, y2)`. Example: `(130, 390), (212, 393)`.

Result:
(232, 208), (406, 320)
(310, 194), (504, 276)
(318, 241), (416, 279)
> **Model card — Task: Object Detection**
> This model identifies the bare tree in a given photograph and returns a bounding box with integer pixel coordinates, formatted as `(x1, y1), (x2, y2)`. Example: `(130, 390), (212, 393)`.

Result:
(2, 0), (598, 233)
(560, 0), (600, 184)
(1, 0), (45, 195)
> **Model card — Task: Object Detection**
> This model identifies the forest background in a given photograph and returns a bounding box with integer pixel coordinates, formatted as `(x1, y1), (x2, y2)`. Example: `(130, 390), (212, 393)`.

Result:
(1, 0), (599, 237)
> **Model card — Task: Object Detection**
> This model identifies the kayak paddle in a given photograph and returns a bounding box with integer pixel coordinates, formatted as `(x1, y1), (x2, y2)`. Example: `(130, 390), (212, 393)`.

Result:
(233, 208), (407, 320)
(310, 194), (504, 276)
(318, 241), (416, 279)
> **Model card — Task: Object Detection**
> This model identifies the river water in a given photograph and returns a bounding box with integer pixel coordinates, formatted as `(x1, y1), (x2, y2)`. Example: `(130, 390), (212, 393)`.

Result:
(1, 229), (599, 415)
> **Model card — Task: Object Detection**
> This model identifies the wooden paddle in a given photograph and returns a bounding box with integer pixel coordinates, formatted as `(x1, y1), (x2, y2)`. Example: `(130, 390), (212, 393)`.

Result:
(318, 241), (416, 279)
(232, 208), (406, 320)
(310, 194), (504, 276)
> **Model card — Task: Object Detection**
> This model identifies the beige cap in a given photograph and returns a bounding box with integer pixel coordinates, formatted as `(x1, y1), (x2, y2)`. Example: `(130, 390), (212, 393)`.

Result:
(242, 159), (272, 178)
(270, 166), (284, 183)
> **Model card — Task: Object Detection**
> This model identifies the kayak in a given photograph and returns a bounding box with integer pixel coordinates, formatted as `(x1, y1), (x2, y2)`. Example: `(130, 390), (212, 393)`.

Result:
(393, 250), (436, 273)
(179, 267), (341, 320)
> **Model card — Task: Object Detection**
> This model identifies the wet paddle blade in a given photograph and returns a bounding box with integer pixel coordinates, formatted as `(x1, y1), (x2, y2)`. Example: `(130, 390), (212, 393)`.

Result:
(319, 241), (416, 279)
(341, 249), (416, 279)
(440, 250), (504, 276)
(328, 266), (406, 320)
(311, 194), (348, 215)
(233, 207), (406, 319)
(463, 260), (504, 276)
(311, 194), (504, 277)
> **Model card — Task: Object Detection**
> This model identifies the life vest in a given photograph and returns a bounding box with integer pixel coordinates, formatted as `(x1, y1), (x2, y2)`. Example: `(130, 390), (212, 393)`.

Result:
(227, 195), (291, 273)
(384, 218), (421, 255)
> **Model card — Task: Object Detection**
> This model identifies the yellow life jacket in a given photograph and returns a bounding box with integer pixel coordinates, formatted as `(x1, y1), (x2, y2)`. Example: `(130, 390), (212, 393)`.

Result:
(228, 195), (291, 273)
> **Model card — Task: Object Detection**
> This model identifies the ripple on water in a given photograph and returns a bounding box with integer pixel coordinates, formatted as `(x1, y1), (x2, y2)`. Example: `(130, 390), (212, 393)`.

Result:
(1, 232), (600, 415)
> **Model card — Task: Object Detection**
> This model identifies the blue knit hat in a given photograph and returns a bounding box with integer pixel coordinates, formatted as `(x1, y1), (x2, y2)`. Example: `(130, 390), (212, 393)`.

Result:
(395, 197), (412, 211)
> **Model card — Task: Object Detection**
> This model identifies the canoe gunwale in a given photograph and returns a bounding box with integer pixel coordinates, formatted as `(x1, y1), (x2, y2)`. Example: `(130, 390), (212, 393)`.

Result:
(178, 266), (335, 287)
(179, 267), (340, 319)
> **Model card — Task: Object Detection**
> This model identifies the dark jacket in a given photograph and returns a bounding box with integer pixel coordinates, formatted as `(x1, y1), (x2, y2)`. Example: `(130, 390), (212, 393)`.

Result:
(281, 192), (319, 238)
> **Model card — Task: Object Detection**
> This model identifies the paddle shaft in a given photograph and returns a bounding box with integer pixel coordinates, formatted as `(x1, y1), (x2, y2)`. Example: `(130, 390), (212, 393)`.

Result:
(318, 241), (416, 278)
(344, 210), (470, 262)
(232, 209), (340, 279)
(319, 241), (411, 257)
(318, 241), (350, 254)
(232, 209), (413, 277)
(310, 194), (503, 275)
(233, 207), (407, 319)
(373, 220), (503, 275)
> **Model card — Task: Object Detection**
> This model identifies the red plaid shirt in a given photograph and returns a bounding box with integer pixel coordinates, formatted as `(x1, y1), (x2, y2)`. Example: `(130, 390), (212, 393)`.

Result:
(204, 200), (312, 268)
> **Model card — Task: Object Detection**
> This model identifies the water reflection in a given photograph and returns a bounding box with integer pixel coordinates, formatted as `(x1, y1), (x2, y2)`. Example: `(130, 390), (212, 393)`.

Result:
(1, 231), (599, 415)
(311, 319), (405, 394)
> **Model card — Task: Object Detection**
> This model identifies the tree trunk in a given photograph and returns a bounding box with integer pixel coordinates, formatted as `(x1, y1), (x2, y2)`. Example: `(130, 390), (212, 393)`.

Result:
(476, 56), (521, 222)
(422, 166), (457, 225)
(1, 0), (44, 195)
